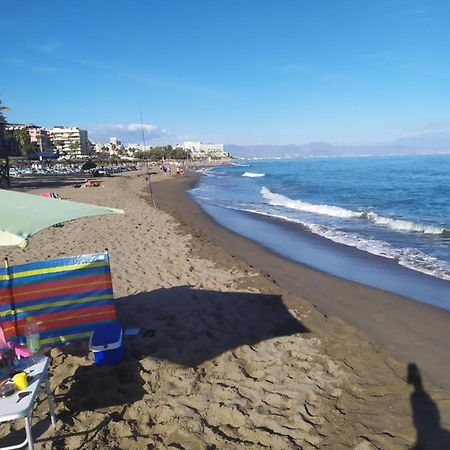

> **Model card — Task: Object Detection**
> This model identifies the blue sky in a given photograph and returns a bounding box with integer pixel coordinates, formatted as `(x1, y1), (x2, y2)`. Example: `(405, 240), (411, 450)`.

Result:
(1, 0), (450, 146)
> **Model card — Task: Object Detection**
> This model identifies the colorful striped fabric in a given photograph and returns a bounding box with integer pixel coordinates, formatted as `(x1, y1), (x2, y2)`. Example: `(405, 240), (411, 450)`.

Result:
(0, 253), (117, 347)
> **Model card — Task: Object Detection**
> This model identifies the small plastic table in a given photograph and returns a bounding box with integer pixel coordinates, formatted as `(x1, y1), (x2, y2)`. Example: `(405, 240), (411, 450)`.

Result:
(0, 356), (56, 450)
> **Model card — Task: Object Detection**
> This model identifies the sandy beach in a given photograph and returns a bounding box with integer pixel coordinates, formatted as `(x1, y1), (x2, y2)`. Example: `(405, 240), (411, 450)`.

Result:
(1, 168), (449, 449)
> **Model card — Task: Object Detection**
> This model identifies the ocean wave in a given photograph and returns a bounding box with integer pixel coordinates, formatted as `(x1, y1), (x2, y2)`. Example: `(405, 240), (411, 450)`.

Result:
(192, 167), (213, 175)
(362, 212), (445, 235)
(260, 187), (446, 235)
(239, 207), (450, 280)
(260, 187), (359, 218)
(243, 172), (266, 178)
(305, 223), (450, 280)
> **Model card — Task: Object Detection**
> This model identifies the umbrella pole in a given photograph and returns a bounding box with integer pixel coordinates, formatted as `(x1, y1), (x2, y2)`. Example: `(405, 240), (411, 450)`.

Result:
(4, 258), (20, 341)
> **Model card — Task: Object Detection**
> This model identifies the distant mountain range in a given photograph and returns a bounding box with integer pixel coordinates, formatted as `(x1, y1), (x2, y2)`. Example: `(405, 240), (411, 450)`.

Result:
(226, 140), (450, 159)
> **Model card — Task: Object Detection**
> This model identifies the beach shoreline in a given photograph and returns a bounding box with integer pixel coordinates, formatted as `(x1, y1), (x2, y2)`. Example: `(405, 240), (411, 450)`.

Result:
(153, 170), (450, 390)
(197, 197), (450, 310)
(1, 169), (449, 449)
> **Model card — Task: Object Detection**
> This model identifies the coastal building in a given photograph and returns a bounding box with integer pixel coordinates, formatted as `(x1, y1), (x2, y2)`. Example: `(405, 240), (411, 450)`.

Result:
(93, 138), (128, 158)
(178, 141), (228, 159)
(92, 142), (111, 159)
(125, 143), (153, 152)
(46, 126), (89, 156)
(4, 123), (91, 158)
(110, 137), (121, 147)
(4, 123), (55, 154)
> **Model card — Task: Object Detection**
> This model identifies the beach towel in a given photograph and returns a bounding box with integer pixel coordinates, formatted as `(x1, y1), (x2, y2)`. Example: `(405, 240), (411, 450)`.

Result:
(41, 192), (60, 199)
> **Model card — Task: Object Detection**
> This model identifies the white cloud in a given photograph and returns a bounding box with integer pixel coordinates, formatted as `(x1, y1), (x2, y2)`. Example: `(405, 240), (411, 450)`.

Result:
(88, 123), (168, 143)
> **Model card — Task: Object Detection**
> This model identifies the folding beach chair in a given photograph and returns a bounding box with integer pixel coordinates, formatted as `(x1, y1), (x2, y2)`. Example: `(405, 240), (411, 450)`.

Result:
(0, 252), (118, 349)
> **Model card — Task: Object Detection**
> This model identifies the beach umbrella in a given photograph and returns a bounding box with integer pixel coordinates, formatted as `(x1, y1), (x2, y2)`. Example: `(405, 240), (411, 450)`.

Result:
(81, 161), (97, 171)
(0, 189), (124, 247)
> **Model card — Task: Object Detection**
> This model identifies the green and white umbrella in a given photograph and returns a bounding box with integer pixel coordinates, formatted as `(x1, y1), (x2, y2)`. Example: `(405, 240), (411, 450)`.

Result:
(0, 189), (124, 247)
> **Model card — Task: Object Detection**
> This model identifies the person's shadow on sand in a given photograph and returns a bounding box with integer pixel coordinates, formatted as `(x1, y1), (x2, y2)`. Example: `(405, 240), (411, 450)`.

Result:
(407, 363), (450, 450)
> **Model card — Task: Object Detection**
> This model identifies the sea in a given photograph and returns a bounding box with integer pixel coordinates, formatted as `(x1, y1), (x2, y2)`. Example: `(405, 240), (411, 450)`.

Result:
(189, 154), (450, 311)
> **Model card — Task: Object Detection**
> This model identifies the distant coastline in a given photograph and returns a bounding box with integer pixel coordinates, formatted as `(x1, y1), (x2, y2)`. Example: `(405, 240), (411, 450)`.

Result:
(226, 142), (450, 159)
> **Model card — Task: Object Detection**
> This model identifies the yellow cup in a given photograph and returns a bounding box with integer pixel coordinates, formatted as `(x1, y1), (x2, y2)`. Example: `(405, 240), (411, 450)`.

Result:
(13, 372), (28, 391)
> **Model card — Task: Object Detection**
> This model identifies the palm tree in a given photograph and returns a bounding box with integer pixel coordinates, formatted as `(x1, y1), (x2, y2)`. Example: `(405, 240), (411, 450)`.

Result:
(0, 98), (10, 156)
(0, 98), (9, 117)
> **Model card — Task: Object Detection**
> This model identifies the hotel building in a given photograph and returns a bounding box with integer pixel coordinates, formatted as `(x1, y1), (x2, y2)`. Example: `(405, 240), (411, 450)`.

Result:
(46, 126), (89, 156)
(179, 141), (228, 159)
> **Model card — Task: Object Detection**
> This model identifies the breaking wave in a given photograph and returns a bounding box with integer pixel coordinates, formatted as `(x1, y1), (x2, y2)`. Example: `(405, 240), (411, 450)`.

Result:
(260, 187), (360, 219)
(362, 212), (445, 235)
(239, 207), (450, 280)
(243, 172), (266, 178)
(260, 187), (446, 236)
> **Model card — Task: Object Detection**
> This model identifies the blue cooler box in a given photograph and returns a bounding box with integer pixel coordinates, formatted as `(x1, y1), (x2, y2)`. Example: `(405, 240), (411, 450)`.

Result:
(89, 322), (124, 365)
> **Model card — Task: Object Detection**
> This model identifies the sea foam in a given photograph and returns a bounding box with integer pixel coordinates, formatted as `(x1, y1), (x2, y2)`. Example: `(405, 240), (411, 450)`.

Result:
(260, 187), (359, 218)
(363, 212), (444, 235)
(239, 206), (450, 280)
(260, 187), (446, 235)
(243, 172), (265, 178)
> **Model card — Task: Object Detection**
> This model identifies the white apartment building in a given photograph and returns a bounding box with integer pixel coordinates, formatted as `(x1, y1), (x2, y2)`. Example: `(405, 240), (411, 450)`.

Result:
(179, 141), (228, 159)
(110, 137), (122, 147)
(46, 126), (89, 156)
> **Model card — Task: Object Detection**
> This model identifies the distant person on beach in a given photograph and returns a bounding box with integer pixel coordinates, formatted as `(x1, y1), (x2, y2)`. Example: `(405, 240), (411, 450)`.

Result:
(84, 179), (101, 187)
